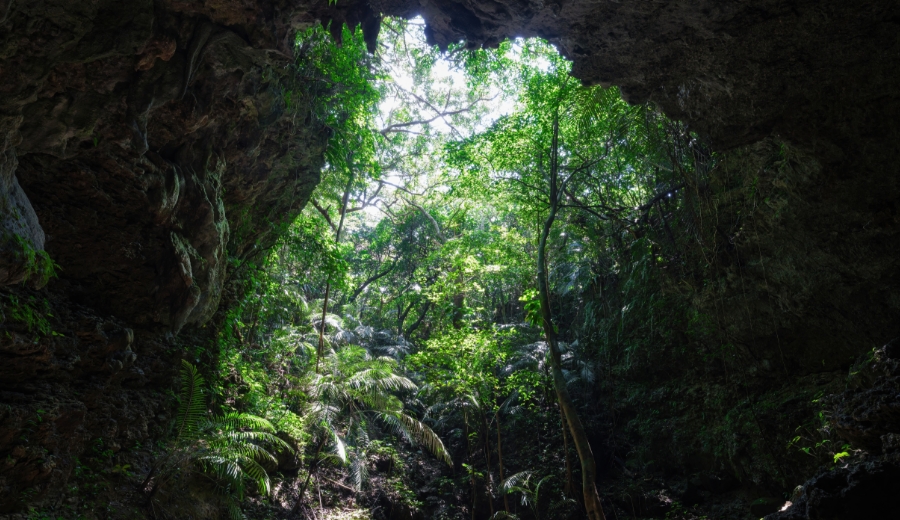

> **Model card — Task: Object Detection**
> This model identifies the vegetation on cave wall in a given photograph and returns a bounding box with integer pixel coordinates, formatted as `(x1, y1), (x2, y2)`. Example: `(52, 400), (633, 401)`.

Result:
(130, 20), (860, 520)
(7, 13), (892, 520)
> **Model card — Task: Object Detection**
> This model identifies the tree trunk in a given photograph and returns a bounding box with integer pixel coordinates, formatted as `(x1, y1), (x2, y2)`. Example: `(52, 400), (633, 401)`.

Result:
(496, 412), (510, 513)
(536, 112), (607, 520)
(451, 293), (465, 329)
(316, 172), (355, 373)
(466, 411), (476, 520)
(293, 435), (328, 512)
(560, 404), (574, 495)
(404, 300), (432, 337)
(481, 413), (495, 518)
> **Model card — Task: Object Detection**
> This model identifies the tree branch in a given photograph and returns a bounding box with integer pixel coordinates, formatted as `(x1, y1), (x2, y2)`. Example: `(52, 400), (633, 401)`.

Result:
(311, 199), (337, 234)
(404, 300), (433, 337)
(637, 183), (685, 212)
(399, 195), (445, 243)
(349, 262), (397, 302)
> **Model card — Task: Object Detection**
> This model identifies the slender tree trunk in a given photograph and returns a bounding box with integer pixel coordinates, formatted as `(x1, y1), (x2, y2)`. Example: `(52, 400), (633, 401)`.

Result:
(397, 299), (416, 335)
(451, 293), (465, 329)
(316, 470), (324, 511)
(560, 404), (574, 495)
(481, 413), (495, 518)
(348, 261), (395, 302)
(466, 411), (476, 520)
(471, 471), (477, 520)
(316, 172), (355, 373)
(404, 300), (432, 337)
(293, 435), (328, 512)
(495, 412), (509, 513)
(536, 113), (607, 520)
(315, 281), (332, 372)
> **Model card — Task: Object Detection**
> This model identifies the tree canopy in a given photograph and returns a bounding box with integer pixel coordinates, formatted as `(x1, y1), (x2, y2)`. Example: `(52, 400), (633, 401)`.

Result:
(160, 17), (752, 520)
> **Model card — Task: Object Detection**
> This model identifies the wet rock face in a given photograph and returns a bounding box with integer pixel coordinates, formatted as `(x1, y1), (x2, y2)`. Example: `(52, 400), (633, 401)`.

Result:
(831, 340), (900, 452)
(1, 0), (332, 509)
(0, 288), (174, 511)
(776, 455), (900, 520)
(767, 342), (900, 520)
(0, 0), (895, 339)
(2, 1), (331, 329)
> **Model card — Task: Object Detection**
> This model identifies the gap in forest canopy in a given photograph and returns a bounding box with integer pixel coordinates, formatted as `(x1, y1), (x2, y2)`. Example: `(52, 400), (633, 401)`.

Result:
(306, 16), (565, 228)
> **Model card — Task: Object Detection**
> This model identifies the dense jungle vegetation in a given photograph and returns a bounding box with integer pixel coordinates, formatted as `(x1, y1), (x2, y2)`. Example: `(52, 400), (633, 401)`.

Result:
(129, 19), (849, 520)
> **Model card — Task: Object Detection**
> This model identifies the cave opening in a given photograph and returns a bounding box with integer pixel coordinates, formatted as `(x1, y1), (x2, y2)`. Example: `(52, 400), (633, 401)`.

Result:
(1, 2), (898, 519)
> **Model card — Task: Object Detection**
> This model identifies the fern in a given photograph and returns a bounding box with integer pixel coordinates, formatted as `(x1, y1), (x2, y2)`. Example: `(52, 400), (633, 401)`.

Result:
(501, 470), (554, 518)
(146, 361), (293, 515)
(381, 411), (453, 467)
(299, 343), (452, 501)
(176, 359), (206, 441)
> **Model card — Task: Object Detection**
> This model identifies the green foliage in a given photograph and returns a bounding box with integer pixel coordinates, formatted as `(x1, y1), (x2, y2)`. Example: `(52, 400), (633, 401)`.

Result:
(145, 361), (292, 518)
(312, 344), (452, 474)
(3, 293), (54, 336)
(176, 359), (207, 442)
(182, 19), (822, 518)
(293, 22), (382, 210)
(4, 233), (59, 288)
(500, 471), (563, 520)
(833, 448), (850, 464)
(519, 290), (541, 328)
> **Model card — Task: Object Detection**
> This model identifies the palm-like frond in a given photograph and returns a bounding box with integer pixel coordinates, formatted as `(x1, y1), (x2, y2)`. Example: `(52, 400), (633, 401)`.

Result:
(334, 329), (357, 345)
(306, 342), (453, 479)
(333, 431), (348, 463)
(347, 368), (414, 391)
(216, 412), (277, 434)
(501, 470), (534, 492)
(149, 362), (292, 517)
(177, 359), (207, 442)
(224, 498), (244, 520)
(498, 390), (521, 416)
(501, 470), (552, 513)
(294, 341), (317, 362)
(354, 325), (374, 339)
(349, 451), (369, 491)
(312, 312), (344, 332)
(382, 412), (453, 467)
(359, 391), (403, 414)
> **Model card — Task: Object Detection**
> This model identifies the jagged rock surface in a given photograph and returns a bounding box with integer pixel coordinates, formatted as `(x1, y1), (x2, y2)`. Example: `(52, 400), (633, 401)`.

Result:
(767, 342), (900, 520)
(0, 0), (334, 509)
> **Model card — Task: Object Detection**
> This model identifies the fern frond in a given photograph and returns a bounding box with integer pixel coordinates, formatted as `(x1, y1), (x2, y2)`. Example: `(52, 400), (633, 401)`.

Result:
(218, 412), (277, 433)
(391, 412), (452, 467)
(226, 430), (293, 454)
(359, 390), (403, 413)
(177, 360), (207, 442)
(499, 390), (520, 415)
(349, 451), (369, 491)
(203, 457), (245, 493)
(239, 456), (272, 495)
(224, 497), (245, 520)
(501, 470), (533, 492)
(211, 437), (277, 465)
(333, 431), (348, 463)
